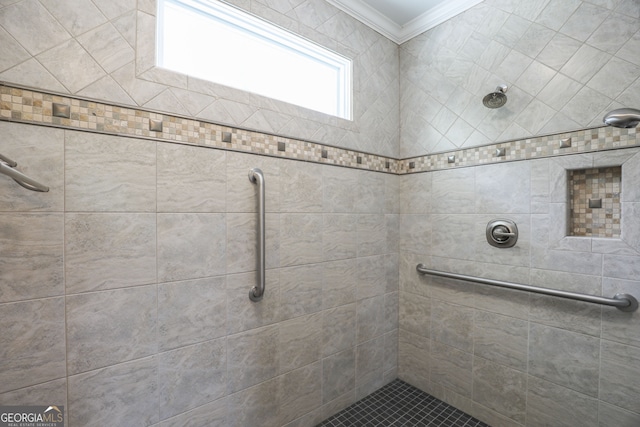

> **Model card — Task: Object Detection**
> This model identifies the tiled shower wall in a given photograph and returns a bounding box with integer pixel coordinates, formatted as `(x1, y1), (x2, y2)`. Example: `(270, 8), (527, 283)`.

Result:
(0, 120), (400, 426)
(0, 0), (400, 157)
(398, 149), (640, 426)
(400, 0), (640, 157)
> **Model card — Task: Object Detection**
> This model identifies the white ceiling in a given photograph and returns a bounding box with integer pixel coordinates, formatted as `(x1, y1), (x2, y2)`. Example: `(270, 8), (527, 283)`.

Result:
(326, 0), (484, 44)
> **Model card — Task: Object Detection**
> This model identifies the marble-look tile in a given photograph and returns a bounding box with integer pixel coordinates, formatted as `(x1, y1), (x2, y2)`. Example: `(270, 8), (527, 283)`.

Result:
(38, 38), (106, 93)
(399, 173), (431, 214)
(322, 303), (356, 357)
(475, 161), (531, 214)
(280, 263), (323, 320)
(531, 247), (603, 276)
(157, 213), (226, 282)
(602, 277), (640, 348)
(399, 214), (431, 255)
(529, 269), (602, 337)
(158, 276), (226, 351)
(357, 171), (385, 214)
(226, 152), (281, 213)
(472, 357), (526, 424)
(399, 291), (430, 338)
(280, 160), (323, 212)
(158, 339), (226, 420)
(279, 213), (323, 267)
(322, 348), (356, 404)
(603, 254), (640, 281)
(431, 300), (474, 353)
(65, 213), (156, 293)
(559, 2), (609, 42)
(227, 269), (281, 334)
(474, 311), (528, 371)
(65, 132), (156, 212)
(0, 298), (65, 393)
(323, 166), (359, 213)
(0, 0), (70, 55)
(226, 212), (280, 274)
(383, 329), (398, 374)
(528, 323), (600, 397)
(322, 214), (357, 261)
(622, 151), (640, 202)
(39, 0), (107, 37)
(0, 122), (64, 212)
(227, 379), (279, 427)
(384, 291), (399, 333)
(600, 340), (640, 414)
(431, 214), (476, 261)
(398, 329), (430, 382)
(76, 22), (133, 73)
(157, 142), (226, 212)
(155, 397), (228, 427)
(0, 213), (63, 303)
(66, 285), (157, 375)
(598, 401), (640, 427)
(0, 378), (66, 408)
(278, 312), (323, 374)
(384, 174), (400, 215)
(430, 341), (473, 398)
(431, 168), (474, 214)
(322, 259), (357, 309)
(536, 0), (582, 32)
(357, 214), (387, 257)
(537, 32), (582, 71)
(526, 375), (598, 427)
(356, 295), (384, 344)
(278, 362), (322, 425)
(399, 252), (431, 297)
(357, 255), (387, 300)
(227, 325), (279, 394)
(385, 253), (400, 293)
(356, 336), (385, 399)
(68, 356), (158, 427)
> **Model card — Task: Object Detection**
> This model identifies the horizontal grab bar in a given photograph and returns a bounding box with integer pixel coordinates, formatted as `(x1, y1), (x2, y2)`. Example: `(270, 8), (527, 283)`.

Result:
(416, 264), (638, 312)
(0, 160), (49, 192)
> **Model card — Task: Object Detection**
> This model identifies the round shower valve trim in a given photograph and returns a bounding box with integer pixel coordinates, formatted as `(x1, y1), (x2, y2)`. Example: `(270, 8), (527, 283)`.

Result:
(486, 219), (518, 248)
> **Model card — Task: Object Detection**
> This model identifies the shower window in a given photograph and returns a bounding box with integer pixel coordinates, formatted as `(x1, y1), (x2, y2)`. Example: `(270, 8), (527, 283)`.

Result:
(156, 0), (352, 120)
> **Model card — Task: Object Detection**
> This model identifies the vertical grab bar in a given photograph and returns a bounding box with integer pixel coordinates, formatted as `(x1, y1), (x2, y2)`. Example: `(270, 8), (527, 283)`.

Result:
(249, 168), (266, 302)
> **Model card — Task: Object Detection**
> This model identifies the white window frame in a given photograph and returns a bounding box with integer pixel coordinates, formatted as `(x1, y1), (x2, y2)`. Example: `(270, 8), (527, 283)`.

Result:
(156, 0), (352, 120)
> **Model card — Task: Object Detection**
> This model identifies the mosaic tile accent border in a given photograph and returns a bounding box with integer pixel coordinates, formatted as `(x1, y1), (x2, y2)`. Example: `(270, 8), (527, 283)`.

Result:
(570, 167), (621, 238)
(1, 83), (639, 175)
(0, 84), (398, 173)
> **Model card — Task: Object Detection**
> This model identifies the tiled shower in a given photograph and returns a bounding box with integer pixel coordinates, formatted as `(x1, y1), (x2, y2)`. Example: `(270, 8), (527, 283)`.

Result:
(1, 0), (640, 426)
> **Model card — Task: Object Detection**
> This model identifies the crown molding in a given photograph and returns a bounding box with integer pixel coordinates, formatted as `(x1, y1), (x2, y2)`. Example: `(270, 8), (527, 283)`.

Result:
(327, 0), (484, 44)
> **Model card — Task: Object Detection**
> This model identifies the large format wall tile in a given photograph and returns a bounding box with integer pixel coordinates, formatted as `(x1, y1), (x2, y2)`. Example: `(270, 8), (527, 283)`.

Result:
(158, 339), (227, 420)
(526, 375), (598, 427)
(65, 213), (156, 293)
(68, 356), (158, 427)
(472, 357), (526, 424)
(157, 213), (226, 282)
(599, 340), (640, 414)
(0, 122), (64, 212)
(528, 323), (600, 397)
(0, 297), (65, 393)
(0, 213), (63, 303)
(66, 285), (157, 374)
(227, 325), (279, 394)
(65, 132), (156, 212)
(158, 276), (227, 351)
(322, 348), (356, 404)
(157, 142), (226, 212)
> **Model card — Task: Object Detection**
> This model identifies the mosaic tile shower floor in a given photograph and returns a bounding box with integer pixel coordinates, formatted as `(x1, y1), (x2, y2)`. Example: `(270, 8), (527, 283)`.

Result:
(317, 379), (491, 427)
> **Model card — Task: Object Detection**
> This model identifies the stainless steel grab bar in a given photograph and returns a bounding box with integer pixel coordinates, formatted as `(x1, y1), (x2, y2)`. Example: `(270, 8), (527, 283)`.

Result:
(416, 264), (638, 312)
(249, 168), (265, 302)
(0, 154), (49, 192)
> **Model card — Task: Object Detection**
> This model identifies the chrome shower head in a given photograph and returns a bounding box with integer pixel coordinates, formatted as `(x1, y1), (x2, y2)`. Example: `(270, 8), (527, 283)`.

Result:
(483, 84), (508, 109)
(603, 108), (640, 128)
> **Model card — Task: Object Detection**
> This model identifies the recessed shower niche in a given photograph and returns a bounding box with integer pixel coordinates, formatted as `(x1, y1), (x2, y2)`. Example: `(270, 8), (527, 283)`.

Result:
(569, 167), (621, 238)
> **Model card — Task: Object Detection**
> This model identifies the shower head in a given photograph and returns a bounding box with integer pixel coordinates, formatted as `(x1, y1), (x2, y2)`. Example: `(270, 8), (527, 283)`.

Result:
(603, 108), (640, 128)
(483, 84), (508, 109)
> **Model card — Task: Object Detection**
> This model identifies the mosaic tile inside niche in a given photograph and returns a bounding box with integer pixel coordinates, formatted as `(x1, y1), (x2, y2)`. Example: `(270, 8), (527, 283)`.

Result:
(569, 167), (621, 238)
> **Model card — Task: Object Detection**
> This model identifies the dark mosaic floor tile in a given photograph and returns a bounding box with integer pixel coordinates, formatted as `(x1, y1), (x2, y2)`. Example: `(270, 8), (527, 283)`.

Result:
(316, 379), (491, 427)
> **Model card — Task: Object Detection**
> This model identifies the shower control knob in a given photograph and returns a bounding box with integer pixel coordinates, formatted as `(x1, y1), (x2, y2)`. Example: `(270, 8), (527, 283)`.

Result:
(486, 219), (518, 248)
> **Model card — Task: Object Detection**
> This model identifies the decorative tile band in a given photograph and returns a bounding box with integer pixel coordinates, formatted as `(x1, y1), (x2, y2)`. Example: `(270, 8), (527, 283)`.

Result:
(1, 83), (638, 174)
